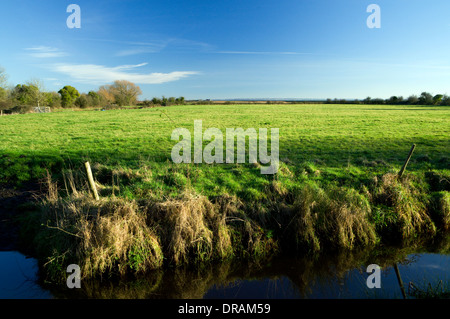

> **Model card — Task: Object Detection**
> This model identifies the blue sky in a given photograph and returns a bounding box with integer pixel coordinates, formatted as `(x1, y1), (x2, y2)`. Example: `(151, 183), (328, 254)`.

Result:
(1, 0), (449, 100)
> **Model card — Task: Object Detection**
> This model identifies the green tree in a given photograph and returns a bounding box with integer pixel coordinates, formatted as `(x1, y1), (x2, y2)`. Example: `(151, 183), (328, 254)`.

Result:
(418, 92), (433, 105)
(175, 96), (185, 105)
(12, 84), (36, 105)
(371, 98), (384, 105)
(152, 97), (162, 105)
(0, 87), (12, 113)
(45, 92), (62, 108)
(0, 87), (6, 101)
(407, 95), (419, 105)
(433, 94), (443, 105)
(168, 97), (176, 105)
(387, 96), (399, 105)
(88, 91), (101, 106)
(58, 86), (80, 108)
(75, 93), (89, 108)
(441, 95), (450, 106)
(0, 98), (12, 113)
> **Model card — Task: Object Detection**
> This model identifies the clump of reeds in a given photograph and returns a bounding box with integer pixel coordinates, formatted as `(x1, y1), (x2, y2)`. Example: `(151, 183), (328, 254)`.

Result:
(80, 200), (163, 277)
(35, 171), (278, 282)
(281, 182), (377, 253)
(146, 191), (277, 265)
(408, 280), (450, 299)
(371, 173), (436, 239)
(148, 193), (216, 265)
(37, 171), (163, 281)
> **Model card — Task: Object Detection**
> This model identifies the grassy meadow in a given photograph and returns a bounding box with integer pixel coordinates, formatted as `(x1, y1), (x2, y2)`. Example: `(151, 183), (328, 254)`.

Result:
(1, 104), (448, 193)
(1, 104), (449, 281)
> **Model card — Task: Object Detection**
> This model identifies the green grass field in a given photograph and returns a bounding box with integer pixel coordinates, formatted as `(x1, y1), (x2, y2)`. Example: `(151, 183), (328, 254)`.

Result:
(2, 104), (448, 163)
(2, 104), (449, 279)
(0, 104), (448, 198)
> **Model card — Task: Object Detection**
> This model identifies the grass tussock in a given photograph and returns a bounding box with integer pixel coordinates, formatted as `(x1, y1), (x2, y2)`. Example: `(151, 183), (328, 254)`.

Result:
(80, 200), (163, 277)
(149, 193), (216, 265)
(40, 195), (163, 280)
(34, 174), (278, 281)
(372, 173), (436, 239)
(147, 191), (277, 265)
(35, 174), (163, 281)
(282, 182), (377, 253)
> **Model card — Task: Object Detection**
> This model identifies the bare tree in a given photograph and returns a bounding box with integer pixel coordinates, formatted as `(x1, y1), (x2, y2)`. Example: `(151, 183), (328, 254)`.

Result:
(105, 80), (142, 106)
(98, 85), (115, 105)
(0, 66), (8, 90)
(0, 67), (9, 115)
(27, 78), (47, 108)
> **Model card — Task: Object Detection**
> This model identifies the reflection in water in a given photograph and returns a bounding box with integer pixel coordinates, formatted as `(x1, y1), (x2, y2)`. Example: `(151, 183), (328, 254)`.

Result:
(0, 237), (448, 299)
(0, 251), (52, 299)
(44, 237), (449, 299)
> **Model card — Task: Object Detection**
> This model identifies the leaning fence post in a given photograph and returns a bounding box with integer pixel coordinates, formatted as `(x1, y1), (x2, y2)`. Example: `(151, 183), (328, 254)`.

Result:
(398, 144), (416, 179)
(84, 162), (99, 200)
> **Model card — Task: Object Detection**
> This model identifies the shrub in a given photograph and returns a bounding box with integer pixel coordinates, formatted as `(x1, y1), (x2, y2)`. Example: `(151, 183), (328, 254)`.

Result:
(9, 105), (33, 114)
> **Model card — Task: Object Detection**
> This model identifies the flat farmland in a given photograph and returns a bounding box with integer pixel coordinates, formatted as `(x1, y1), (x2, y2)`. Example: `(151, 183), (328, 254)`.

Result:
(0, 104), (448, 193)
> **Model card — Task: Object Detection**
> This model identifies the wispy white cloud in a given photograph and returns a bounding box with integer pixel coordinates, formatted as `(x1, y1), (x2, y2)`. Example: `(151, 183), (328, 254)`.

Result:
(113, 63), (149, 70)
(25, 46), (68, 58)
(167, 38), (213, 51)
(115, 48), (155, 57)
(216, 51), (309, 55)
(50, 62), (198, 85)
(114, 41), (168, 57)
(70, 37), (212, 57)
(114, 38), (213, 56)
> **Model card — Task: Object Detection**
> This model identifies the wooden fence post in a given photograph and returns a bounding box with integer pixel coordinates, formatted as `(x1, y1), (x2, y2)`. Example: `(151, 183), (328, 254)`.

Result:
(398, 144), (416, 178)
(84, 162), (99, 200)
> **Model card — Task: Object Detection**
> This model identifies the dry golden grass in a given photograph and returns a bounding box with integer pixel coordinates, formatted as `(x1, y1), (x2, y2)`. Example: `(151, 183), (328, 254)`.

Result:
(284, 182), (377, 253)
(39, 172), (163, 280)
(147, 191), (277, 265)
(36, 173), (279, 281)
(31, 169), (446, 282)
(150, 193), (215, 265)
(80, 200), (163, 277)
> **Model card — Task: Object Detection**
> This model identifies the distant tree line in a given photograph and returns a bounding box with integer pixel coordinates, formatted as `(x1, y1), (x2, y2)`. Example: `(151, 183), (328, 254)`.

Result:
(326, 92), (450, 106)
(138, 96), (186, 107)
(0, 66), (185, 114)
